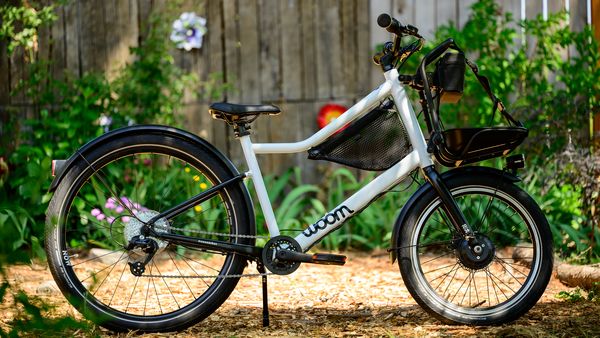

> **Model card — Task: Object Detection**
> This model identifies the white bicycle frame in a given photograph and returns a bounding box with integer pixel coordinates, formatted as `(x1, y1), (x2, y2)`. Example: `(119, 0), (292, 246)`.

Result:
(238, 68), (435, 251)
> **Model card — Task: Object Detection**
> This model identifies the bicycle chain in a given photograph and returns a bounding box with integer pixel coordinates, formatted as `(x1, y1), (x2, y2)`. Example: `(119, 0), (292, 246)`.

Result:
(152, 224), (270, 239)
(139, 224), (273, 279)
(140, 272), (272, 279)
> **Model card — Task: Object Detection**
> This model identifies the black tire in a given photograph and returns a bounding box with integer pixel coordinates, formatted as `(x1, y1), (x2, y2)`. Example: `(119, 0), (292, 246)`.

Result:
(45, 133), (253, 332)
(397, 172), (553, 325)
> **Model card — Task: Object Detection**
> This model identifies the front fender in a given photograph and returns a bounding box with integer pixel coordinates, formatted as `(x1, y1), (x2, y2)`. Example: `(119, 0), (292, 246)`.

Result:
(389, 166), (520, 263)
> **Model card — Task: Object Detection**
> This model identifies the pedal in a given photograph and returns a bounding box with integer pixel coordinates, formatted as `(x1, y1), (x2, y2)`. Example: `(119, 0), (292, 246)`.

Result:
(310, 253), (347, 265)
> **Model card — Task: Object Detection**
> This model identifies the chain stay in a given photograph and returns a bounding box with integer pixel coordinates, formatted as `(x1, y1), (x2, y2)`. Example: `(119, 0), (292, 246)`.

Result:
(139, 225), (271, 279)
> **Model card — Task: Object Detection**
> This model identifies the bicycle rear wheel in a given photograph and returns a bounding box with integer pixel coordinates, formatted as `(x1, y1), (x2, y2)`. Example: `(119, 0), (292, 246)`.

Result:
(397, 172), (553, 325)
(46, 132), (253, 332)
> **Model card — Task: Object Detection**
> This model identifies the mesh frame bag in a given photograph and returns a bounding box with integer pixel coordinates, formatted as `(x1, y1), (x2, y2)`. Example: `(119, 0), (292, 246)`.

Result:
(307, 100), (412, 171)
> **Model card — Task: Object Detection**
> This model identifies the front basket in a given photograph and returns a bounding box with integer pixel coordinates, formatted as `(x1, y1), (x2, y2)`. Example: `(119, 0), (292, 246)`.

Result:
(434, 127), (528, 167)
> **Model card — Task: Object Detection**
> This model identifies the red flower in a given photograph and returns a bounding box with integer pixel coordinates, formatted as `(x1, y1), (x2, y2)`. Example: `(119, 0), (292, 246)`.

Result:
(317, 103), (347, 129)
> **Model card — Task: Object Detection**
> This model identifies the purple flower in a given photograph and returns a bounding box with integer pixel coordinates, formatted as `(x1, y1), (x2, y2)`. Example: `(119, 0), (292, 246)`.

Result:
(107, 216), (115, 224)
(91, 208), (101, 217)
(96, 213), (106, 221)
(170, 12), (207, 51)
(115, 205), (124, 213)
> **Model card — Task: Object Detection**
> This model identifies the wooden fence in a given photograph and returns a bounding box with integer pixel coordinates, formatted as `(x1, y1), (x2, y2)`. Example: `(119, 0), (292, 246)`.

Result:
(0, 0), (597, 176)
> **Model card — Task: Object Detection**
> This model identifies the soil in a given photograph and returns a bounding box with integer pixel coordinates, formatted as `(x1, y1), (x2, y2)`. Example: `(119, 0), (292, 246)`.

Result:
(2, 252), (599, 337)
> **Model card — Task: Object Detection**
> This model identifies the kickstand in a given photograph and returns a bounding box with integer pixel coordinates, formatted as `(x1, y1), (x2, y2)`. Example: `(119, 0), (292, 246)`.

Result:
(257, 262), (270, 327)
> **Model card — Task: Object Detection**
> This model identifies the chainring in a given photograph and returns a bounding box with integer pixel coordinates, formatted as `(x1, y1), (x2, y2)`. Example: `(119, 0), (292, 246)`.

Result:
(261, 235), (302, 275)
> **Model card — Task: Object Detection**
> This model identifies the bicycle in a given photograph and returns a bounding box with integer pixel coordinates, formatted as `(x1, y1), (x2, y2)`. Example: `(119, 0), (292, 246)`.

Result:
(45, 14), (553, 332)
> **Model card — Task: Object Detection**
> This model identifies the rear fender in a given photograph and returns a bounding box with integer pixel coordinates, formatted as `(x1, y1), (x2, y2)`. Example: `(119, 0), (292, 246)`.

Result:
(49, 125), (256, 238)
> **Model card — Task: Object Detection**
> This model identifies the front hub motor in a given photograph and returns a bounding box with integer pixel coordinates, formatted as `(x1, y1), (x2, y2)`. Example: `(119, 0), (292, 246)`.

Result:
(262, 236), (303, 275)
(455, 234), (495, 270)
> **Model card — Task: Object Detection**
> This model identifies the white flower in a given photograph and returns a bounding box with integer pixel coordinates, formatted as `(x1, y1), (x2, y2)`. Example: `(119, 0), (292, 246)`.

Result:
(170, 12), (207, 51)
(98, 114), (112, 132)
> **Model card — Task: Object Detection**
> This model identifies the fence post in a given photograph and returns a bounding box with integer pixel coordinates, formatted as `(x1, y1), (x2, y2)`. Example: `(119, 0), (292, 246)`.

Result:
(593, 0), (600, 141)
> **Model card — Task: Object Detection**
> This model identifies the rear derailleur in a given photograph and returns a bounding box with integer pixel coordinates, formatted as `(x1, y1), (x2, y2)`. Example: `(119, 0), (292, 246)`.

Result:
(125, 235), (158, 276)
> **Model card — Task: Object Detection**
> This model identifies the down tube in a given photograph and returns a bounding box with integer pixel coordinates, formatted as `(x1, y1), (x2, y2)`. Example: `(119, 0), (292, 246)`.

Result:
(295, 150), (421, 251)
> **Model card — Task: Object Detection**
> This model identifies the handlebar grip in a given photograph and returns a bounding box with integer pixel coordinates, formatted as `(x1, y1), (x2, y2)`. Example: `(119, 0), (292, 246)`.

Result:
(377, 14), (392, 28)
(377, 14), (402, 35)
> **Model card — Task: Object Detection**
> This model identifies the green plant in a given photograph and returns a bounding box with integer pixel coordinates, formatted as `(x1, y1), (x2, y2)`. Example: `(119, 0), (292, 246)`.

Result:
(556, 282), (600, 302)
(415, 0), (600, 262)
(0, 1), (58, 57)
(1, 1), (213, 261)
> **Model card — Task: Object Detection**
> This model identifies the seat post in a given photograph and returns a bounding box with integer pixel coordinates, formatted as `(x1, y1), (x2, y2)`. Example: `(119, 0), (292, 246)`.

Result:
(233, 123), (252, 137)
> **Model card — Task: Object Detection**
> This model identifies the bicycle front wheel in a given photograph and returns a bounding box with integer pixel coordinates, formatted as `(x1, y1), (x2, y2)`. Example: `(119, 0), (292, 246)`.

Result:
(45, 131), (253, 332)
(397, 172), (553, 325)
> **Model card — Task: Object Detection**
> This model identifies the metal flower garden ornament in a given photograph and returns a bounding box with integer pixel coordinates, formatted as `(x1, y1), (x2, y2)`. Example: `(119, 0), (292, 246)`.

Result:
(170, 12), (207, 51)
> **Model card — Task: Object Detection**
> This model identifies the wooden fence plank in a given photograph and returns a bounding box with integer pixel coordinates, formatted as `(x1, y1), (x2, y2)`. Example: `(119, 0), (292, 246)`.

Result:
(268, 101), (304, 173)
(570, 0), (588, 32)
(175, 0), (207, 104)
(238, 0), (260, 103)
(341, 0), (357, 98)
(548, 0), (565, 15)
(315, 0), (343, 99)
(137, 0), (153, 42)
(0, 41), (10, 145)
(79, 0), (107, 73)
(393, 0), (414, 25)
(0, 41), (8, 106)
(258, 0), (282, 102)
(414, 0), (436, 40)
(64, 1), (80, 77)
(300, 0), (317, 100)
(458, 0), (477, 29)
(526, 0), (543, 57)
(501, 0), (523, 47)
(9, 47), (26, 105)
(104, 0), (139, 79)
(206, 0), (229, 153)
(281, 0), (303, 101)
(222, 0), (244, 165)
(436, 0), (458, 30)
(298, 101), (320, 182)
(356, 0), (372, 96)
(223, 0), (240, 103)
(50, 6), (66, 81)
(238, 0), (269, 160)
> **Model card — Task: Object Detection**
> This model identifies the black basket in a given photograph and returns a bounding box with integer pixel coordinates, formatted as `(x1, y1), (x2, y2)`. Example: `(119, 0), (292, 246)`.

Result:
(434, 127), (528, 167)
(432, 52), (466, 104)
(308, 100), (411, 171)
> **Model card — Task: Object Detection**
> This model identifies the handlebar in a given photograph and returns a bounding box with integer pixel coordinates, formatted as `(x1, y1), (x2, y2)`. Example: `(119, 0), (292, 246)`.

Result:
(377, 14), (403, 35)
(377, 14), (422, 38)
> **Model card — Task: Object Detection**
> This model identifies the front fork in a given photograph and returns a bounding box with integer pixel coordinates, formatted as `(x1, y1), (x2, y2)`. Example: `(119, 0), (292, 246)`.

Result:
(422, 165), (474, 238)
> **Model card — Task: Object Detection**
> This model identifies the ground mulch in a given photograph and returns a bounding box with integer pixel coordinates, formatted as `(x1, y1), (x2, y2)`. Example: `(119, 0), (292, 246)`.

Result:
(2, 252), (599, 337)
